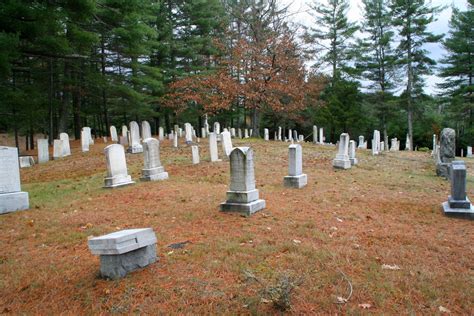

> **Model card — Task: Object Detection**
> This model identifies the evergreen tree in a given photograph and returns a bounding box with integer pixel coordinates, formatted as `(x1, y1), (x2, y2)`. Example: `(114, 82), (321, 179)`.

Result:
(305, 0), (358, 84)
(390, 0), (443, 150)
(357, 0), (399, 146)
(438, 0), (474, 148)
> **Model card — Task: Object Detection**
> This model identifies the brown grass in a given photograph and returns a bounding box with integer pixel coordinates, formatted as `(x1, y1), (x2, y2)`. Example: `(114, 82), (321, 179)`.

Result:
(0, 137), (473, 314)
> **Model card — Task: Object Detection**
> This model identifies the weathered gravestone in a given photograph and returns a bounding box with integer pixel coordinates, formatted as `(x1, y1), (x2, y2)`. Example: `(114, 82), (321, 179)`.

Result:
(201, 127), (207, 139)
(141, 121), (152, 140)
(244, 129), (249, 138)
(319, 128), (324, 144)
(209, 132), (220, 162)
(313, 126), (318, 143)
(283, 144), (307, 188)
(103, 144), (134, 188)
(19, 156), (35, 168)
(37, 139), (49, 163)
(221, 130), (233, 157)
(288, 129), (293, 141)
(293, 130), (298, 142)
(0, 146), (29, 214)
(88, 228), (157, 279)
(230, 128), (236, 138)
(405, 134), (411, 151)
(220, 147), (265, 216)
(349, 140), (358, 165)
(184, 123), (193, 144)
(466, 146), (472, 157)
(333, 133), (351, 169)
(191, 145), (200, 164)
(358, 136), (364, 149)
(82, 127), (94, 145)
(81, 130), (90, 152)
(122, 125), (128, 138)
(264, 128), (269, 141)
(380, 141), (385, 152)
(442, 161), (473, 219)
(158, 127), (165, 141)
(110, 126), (118, 142)
(141, 138), (168, 181)
(59, 133), (71, 156)
(436, 128), (456, 178)
(128, 121), (143, 153)
(53, 139), (64, 159)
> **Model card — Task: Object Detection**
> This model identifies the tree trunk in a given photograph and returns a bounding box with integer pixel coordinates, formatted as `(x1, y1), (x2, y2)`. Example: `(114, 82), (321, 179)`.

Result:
(101, 38), (110, 136)
(251, 106), (260, 137)
(58, 61), (71, 136)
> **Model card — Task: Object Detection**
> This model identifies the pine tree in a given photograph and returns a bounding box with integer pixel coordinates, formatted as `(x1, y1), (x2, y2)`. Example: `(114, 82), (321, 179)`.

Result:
(390, 0), (443, 150)
(357, 0), (400, 146)
(438, 1), (474, 148)
(305, 0), (358, 84)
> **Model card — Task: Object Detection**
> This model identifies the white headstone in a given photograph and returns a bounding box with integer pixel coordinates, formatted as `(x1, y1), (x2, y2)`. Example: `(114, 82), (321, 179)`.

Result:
(110, 126), (118, 142)
(158, 127), (164, 141)
(122, 125), (128, 138)
(278, 126), (282, 141)
(284, 144), (307, 188)
(128, 121), (143, 153)
(141, 138), (168, 181)
(319, 128), (324, 144)
(209, 132), (220, 162)
(53, 139), (64, 159)
(201, 127), (207, 139)
(349, 140), (358, 165)
(184, 123), (193, 143)
(83, 127), (94, 145)
(0, 146), (29, 214)
(230, 128), (236, 138)
(220, 147), (265, 215)
(141, 121), (152, 140)
(358, 136), (364, 148)
(244, 129), (249, 138)
(333, 133), (351, 169)
(59, 133), (71, 156)
(467, 146), (472, 157)
(221, 130), (233, 157)
(191, 145), (200, 164)
(103, 144), (134, 188)
(37, 139), (49, 163)
(313, 126), (318, 143)
(264, 128), (269, 141)
(19, 156), (35, 168)
(81, 130), (90, 152)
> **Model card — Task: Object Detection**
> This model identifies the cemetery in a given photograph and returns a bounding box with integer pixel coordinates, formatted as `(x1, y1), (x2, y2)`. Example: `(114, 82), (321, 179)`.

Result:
(0, 125), (473, 314)
(0, 0), (473, 313)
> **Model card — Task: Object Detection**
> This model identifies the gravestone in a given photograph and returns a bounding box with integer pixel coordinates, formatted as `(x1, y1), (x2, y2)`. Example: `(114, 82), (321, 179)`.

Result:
(173, 132), (178, 148)
(214, 122), (221, 136)
(59, 133), (71, 156)
(313, 126), (318, 143)
(122, 125), (128, 138)
(230, 128), (236, 138)
(405, 134), (411, 151)
(250, 129), (253, 137)
(201, 127), (206, 139)
(244, 129), (249, 138)
(141, 121), (152, 140)
(191, 146), (200, 164)
(319, 128), (324, 144)
(283, 144), (307, 188)
(37, 139), (49, 163)
(159, 127), (164, 141)
(442, 161), (473, 218)
(168, 132), (174, 140)
(19, 156), (35, 168)
(358, 136), (364, 148)
(333, 133), (351, 169)
(88, 228), (157, 279)
(298, 135), (304, 142)
(220, 147), (265, 216)
(209, 132), (220, 162)
(128, 121), (143, 153)
(221, 130), (233, 157)
(278, 126), (282, 141)
(141, 138), (168, 181)
(53, 139), (64, 159)
(110, 126), (118, 142)
(349, 140), (358, 165)
(264, 128), (269, 141)
(467, 146), (472, 157)
(380, 141), (385, 152)
(293, 130), (298, 142)
(238, 128), (242, 139)
(436, 128), (456, 178)
(81, 130), (90, 152)
(431, 134), (437, 156)
(288, 129), (293, 141)
(103, 144), (134, 188)
(184, 123), (193, 144)
(0, 146), (29, 214)
(82, 127), (94, 145)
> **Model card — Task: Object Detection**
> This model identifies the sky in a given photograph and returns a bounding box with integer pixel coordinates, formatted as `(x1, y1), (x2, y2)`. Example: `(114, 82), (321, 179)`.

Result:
(281, 0), (469, 95)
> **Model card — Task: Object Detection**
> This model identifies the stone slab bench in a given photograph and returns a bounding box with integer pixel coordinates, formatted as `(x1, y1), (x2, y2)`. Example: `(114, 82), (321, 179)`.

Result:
(88, 228), (158, 279)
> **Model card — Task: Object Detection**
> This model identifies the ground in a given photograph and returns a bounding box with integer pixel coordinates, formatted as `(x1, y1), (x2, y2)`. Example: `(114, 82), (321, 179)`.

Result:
(0, 137), (473, 314)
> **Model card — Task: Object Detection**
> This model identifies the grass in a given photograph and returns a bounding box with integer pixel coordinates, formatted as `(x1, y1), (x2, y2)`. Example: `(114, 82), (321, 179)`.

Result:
(0, 137), (473, 314)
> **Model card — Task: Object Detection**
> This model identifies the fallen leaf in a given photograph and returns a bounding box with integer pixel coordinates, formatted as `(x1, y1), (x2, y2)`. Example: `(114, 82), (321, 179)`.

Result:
(439, 306), (451, 313)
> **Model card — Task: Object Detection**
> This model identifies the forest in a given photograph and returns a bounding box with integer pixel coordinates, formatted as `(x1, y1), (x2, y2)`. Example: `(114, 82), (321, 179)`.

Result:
(0, 0), (472, 152)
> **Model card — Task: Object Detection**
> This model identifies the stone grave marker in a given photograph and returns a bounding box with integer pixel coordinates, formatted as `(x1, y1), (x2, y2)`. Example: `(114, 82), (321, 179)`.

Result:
(141, 138), (168, 181)
(283, 144), (307, 188)
(0, 146), (29, 214)
(103, 144), (134, 188)
(220, 147), (265, 216)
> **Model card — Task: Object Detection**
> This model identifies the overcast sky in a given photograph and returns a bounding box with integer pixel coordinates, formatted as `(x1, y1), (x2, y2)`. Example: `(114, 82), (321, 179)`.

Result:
(281, 0), (469, 95)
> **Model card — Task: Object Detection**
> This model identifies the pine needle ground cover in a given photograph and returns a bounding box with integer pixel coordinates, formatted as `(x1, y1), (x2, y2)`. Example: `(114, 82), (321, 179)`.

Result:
(0, 139), (472, 314)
